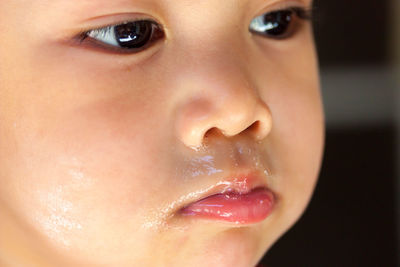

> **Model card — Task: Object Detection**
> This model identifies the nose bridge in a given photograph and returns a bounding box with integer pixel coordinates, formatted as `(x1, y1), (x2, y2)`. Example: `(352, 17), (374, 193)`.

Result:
(177, 36), (257, 104)
(173, 32), (272, 150)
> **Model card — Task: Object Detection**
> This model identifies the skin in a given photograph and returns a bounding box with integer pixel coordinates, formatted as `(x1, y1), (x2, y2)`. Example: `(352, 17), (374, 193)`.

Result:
(0, 0), (324, 266)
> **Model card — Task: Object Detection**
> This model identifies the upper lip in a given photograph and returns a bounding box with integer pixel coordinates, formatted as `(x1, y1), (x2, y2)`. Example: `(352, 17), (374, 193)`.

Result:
(203, 171), (268, 195)
(164, 136), (274, 219)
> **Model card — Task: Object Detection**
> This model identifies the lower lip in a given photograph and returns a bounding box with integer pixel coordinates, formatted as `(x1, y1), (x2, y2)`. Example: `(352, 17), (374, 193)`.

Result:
(180, 188), (275, 224)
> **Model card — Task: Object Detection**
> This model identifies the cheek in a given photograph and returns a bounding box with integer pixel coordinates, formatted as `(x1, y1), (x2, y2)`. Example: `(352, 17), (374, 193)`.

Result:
(251, 38), (324, 234)
(270, 82), (324, 233)
(273, 85), (324, 193)
(0, 63), (174, 259)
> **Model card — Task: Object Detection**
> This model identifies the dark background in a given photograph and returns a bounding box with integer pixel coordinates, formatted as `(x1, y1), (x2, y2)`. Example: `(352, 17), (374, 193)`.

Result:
(262, 0), (398, 266)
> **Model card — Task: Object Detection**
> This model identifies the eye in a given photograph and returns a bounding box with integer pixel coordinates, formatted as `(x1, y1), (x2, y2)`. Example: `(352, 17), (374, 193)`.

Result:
(249, 7), (311, 39)
(79, 20), (164, 53)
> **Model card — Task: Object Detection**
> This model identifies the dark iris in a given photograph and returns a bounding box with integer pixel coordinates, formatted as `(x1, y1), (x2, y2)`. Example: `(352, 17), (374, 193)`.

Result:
(262, 10), (293, 37)
(114, 21), (154, 49)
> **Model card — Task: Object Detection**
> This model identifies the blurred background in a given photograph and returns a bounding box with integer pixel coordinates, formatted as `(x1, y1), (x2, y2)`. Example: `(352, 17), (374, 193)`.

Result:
(262, 0), (399, 266)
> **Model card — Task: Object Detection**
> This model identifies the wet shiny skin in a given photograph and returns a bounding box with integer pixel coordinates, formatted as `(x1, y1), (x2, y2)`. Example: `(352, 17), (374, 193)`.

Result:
(0, 0), (324, 266)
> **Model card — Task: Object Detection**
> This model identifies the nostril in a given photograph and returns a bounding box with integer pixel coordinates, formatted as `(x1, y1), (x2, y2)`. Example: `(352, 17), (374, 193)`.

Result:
(203, 127), (224, 139)
(204, 120), (262, 141)
(176, 96), (272, 149)
(243, 120), (271, 141)
(245, 121), (260, 133)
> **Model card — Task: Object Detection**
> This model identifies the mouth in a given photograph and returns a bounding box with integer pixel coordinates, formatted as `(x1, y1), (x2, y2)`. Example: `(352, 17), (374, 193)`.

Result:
(177, 172), (276, 225)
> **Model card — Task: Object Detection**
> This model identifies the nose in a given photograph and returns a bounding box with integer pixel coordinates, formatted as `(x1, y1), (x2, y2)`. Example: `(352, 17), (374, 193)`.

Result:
(174, 48), (273, 150)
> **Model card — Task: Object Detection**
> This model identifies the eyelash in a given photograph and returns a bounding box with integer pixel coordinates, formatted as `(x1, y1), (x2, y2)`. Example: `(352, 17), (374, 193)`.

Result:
(249, 7), (313, 39)
(75, 6), (313, 54)
(76, 20), (165, 54)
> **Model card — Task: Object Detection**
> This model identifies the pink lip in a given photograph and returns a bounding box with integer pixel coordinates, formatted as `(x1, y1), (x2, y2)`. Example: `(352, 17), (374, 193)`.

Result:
(180, 174), (275, 224)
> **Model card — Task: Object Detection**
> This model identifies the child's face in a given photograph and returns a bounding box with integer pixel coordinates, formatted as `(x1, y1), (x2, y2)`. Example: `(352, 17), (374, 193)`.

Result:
(0, 0), (324, 266)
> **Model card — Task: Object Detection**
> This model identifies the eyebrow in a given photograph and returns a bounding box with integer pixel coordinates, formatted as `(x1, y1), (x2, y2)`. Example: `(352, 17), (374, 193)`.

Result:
(53, 0), (153, 22)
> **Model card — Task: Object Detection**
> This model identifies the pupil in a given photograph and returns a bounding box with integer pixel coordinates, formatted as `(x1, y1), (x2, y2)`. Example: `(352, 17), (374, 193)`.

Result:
(115, 21), (152, 49)
(263, 10), (292, 36)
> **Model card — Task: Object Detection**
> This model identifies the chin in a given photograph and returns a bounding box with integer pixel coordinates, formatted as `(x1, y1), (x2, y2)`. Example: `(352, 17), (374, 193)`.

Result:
(170, 225), (265, 267)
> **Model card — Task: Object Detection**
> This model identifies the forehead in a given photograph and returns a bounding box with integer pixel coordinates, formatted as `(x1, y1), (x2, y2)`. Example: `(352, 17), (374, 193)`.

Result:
(12, 0), (312, 13)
